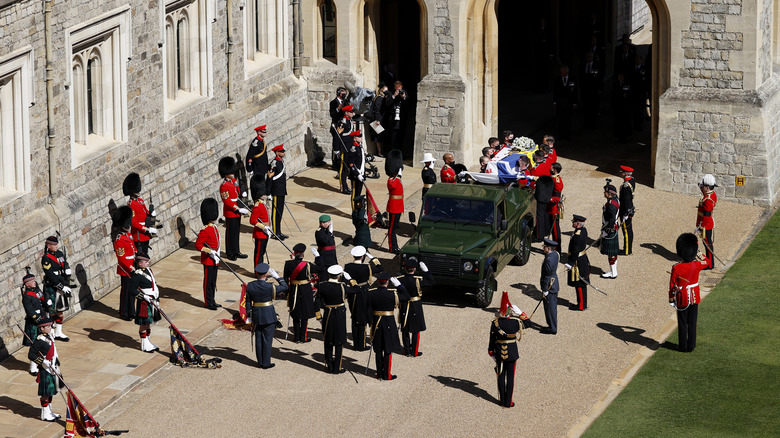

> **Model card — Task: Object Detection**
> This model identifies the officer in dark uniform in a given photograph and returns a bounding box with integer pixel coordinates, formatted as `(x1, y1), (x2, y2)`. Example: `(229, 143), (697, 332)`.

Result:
(346, 130), (366, 208)
(420, 153), (437, 198)
(541, 238), (560, 334)
(28, 317), (62, 421)
(488, 292), (523, 408)
(318, 265), (359, 373)
(267, 145), (288, 239)
(284, 243), (320, 342)
(618, 165), (636, 255)
(565, 215), (591, 310)
(21, 272), (46, 375)
(313, 215), (337, 270)
(534, 175), (554, 242)
(344, 246), (383, 350)
(398, 257), (433, 357)
(41, 236), (71, 341)
(334, 105), (356, 194)
(600, 182), (621, 278)
(246, 263), (287, 368)
(246, 125), (269, 179)
(329, 87), (348, 169)
(368, 272), (410, 380)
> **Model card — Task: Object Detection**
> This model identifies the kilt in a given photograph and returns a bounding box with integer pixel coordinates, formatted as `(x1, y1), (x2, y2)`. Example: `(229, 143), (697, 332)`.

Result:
(37, 370), (58, 397)
(600, 232), (619, 257)
(23, 320), (40, 346)
(134, 300), (154, 326)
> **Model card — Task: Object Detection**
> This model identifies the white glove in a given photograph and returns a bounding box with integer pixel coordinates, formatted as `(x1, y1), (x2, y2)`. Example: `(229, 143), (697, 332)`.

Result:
(390, 277), (401, 287)
(248, 171), (254, 177)
(64, 268), (72, 276)
(238, 208), (250, 215)
(623, 216), (629, 222)
(263, 227), (272, 236)
(365, 252), (375, 260)
(311, 248), (320, 258)
(458, 171), (467, 177)
(47, 299), (53, 307)
(42, 359), (53, 372)
(210, 252), (221, 262)
(342, 272), (352, 281)
(147, 227), (158, 235)
(268, 195), (273, 202)
(511, 304), (522, 315)
(358, 175), (365, 182)
(543, 291), (549, 297)
(419, 262), (428, 272)
(151, 210), (157, 217)
(601, 231), (608, 238)
(62, 286), (72, 295)
(564, 263), (572, 270)
(328, 222), (334, 234)
(143, 294), (152, 303)
(242, 191), (248, 198)
(268, 268), (279, 279)
(397, 168), (403, 177)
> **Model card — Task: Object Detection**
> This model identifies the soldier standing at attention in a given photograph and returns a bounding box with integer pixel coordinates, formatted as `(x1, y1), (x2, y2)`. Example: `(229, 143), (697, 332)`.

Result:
(488, 292), (523, 408)
(318, 265), (358, 373)
(565, 215), (590, 311)
(420, 153), (437, 198)
(344, 246), (383, 350)
(284, 243), (320, 343)
(547, 163), (564, 253)
(41, 236), (71, 341)
(21, 272), (46, 375)
(195, 198), (222, 310)
(267, 145), (288, 240)
(313, 215), (337, 270)
(440, 153), (457, 183)
(330, 87), (348, 169)
(128, 251), (160, 353)
(123, 173), (157, 255)
(246, 125), (269, 179)
(385, 150), (404, 254)
(669, 233), (708, 352)
(246, 263), (287, 369)
(334, 105), (356, 194)
(696, 174), (718, 270)
(618, 165), (636, 255)
(249, 174), (272, 267)
(398, 257), (433, 357)
(541, 238), (560, 334)
(219, 156), (249, 261)
(351, 195), (372, 249)
(600, 182), (621, 279)
(346, 130), (366, 207)
(112, 206), (137, 320)
(369, 272), (410, 380)
(28, 317), (62, 421)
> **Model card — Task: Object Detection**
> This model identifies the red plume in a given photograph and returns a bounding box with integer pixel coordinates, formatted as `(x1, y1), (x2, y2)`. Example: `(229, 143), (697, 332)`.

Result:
(499, 291), (511, 316)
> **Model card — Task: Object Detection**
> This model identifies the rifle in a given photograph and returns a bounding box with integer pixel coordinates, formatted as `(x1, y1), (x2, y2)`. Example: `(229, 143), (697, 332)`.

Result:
(145, 192), (163, 235)
(187, 225), (247, 286)
(236, 199), (293, 254)
(53, 231), (75, 313)
(235, 152), (250, 203)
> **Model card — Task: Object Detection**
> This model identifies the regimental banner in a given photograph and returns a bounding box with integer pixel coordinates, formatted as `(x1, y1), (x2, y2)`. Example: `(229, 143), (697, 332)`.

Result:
(64, 389), (103, 437)
(220, 318), (253, 331)
(366, 187), (380, 227)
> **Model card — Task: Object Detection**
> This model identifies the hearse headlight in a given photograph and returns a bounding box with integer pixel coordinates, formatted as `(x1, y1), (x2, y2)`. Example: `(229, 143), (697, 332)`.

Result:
(463, 261), (474, 272)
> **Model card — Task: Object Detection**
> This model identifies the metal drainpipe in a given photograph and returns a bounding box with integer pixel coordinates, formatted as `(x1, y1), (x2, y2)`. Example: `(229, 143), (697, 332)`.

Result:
(226, 0), (235, 109)
(292, 0), (301, 77)
(44, 0), (57, 199)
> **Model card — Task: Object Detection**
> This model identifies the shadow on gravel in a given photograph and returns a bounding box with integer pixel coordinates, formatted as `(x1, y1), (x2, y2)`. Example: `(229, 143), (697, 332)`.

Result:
(422, 288), (474, 308)
(159, 286), (203, 308)
(83, 328), (139, 350)
(0, 353), (29, 372)
(0, 395), (42, 420)
(294, 201), (351, 219)
(640, 243), (679, 262)
(596, 323), (661, 350)
(197, 346), (256, 367)
(429, 375), (497, 405)
(274, 346), (324, 372)
(291, 175), (338, 192)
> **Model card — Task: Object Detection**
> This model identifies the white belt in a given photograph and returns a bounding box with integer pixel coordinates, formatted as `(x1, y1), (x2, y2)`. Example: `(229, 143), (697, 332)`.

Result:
(685, 283), (699, 290)
(230, 198), (238, 202)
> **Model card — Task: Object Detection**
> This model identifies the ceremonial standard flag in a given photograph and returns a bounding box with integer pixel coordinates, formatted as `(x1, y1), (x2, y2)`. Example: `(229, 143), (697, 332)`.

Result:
(366, 187), (380, 227)
(64, 389), (103, 438)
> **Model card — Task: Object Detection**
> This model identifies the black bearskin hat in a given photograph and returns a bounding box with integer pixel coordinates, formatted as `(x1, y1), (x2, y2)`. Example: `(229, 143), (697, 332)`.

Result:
(535, 175), (555, 203)
(452, 163), (467, 174)
(250, 174), (266, 202)
(676, 233), (699, 263)
(200, 198), (220, 225)
(122, 173), (142, 196)
(111, 205), (133, 230)
(218, 156), (236, 178)
(385, 149), (403, 177)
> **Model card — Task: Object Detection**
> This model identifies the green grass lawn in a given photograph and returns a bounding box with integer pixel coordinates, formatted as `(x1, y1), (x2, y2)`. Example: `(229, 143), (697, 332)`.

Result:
(584, 210), (780, 438)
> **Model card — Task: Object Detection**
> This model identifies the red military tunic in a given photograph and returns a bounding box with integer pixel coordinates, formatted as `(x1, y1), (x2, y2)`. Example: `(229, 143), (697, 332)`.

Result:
(220, 177), (241, 219)
(546, 175), (564, 215)
(440, 164), (456, 183)
(696, 191), (717, 230)
(669, 260), (706, 307)
(128, 196), (151, 244)
(386, 177), (404, 214)
(250, 200), (270, 240)
(548, 148), (558, 164)
(195, 224), (221, 266)
(114, 232), (137, 276)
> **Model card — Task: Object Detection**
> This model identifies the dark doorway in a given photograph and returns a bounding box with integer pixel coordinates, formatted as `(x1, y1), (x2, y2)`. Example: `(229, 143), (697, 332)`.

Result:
(378, 0), (421, 159)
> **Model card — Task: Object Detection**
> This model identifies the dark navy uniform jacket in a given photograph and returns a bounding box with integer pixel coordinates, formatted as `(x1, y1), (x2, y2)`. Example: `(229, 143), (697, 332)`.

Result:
(246, 278), (288, 325)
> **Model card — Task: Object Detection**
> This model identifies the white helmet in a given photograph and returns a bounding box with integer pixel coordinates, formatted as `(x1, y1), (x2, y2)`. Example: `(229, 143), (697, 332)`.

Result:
(700, 174), (717, 187)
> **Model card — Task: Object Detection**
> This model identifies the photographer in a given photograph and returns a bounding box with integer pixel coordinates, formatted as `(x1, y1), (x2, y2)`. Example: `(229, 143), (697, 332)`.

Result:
(386, 81), (407, 151)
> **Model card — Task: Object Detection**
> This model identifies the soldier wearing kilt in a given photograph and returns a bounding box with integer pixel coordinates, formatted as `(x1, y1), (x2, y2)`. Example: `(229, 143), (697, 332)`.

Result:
(284, 244), (321, 343)
(600, 182), (620, 279)
(22, 272), (46, 375)
(670, 233), (708, 352)
(319, 265), (359, 373)
(41, 236), (72, 341)
(344, 246), (383, 350)
(398, 257), (433, 357)
(489, 292), (523, 408)
(351, 195), (372, 249)
(368, 272), (410, 380)
(128, 251), (161, 353)
(112, 206), (137, 320)
(618, 165), (636, 255)
(565, 215), (591, 310)
(28, 317), (62, 422)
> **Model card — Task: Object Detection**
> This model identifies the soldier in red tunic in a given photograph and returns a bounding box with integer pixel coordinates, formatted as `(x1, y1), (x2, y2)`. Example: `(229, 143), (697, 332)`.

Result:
(670, 233), (708, 352)
(385, 150), (404, 254)
(112, 206), (137, 320)
(696, 174), (718, 270)
(196, 198), (222, 310)
(123, 173), (157, 255)
(219, 157), (249, 261)
(440, 153), (457, 183)
(249, 174), (271, 267)
(547, 162), (564, 252)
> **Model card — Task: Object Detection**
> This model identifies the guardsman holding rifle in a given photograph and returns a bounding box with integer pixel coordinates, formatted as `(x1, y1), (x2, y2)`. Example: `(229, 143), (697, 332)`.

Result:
(128, 251), (161, 353)
(696, 174), (718, 270)
(344, 246), (383, 351)
(21, 271), (46, 375)
(398, 257), (433, 357)
(246, 263), (287, 369)
(318, 265), (359, 373)
(123, 173), (158, 255)
(488, 292), (523, 408)
(565, 214), (591, 311)
(249, 174), (272, 267)
(27, 317), (62, 422)
(196, 198), (222, 310)
(219, 157), (249, 261)
(284, 243), (321, 343)
(368, 272), (410, 380)
(669, 233), (708, 352)
(41, 236), (72, 341)
(112, 206), (137, 320)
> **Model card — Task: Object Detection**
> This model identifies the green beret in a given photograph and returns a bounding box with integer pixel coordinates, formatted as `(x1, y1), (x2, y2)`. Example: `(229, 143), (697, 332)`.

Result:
(319, 214), (331, 222)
